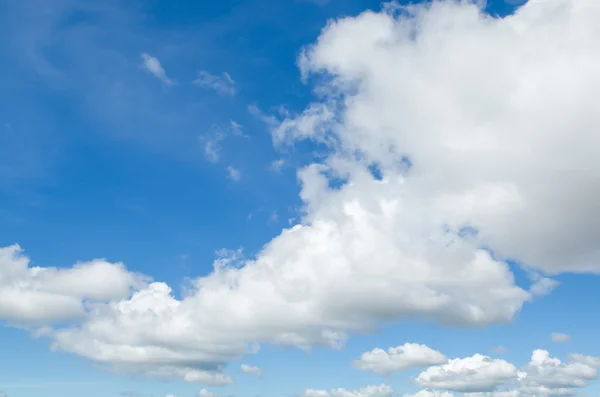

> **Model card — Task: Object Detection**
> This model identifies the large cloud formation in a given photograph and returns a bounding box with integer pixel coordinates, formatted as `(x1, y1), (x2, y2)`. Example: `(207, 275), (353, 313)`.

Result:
(1, 0), (599, 386)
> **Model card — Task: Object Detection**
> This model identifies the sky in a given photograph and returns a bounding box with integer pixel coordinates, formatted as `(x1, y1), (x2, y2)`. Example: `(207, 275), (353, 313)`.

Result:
(1, 0), (600, 396)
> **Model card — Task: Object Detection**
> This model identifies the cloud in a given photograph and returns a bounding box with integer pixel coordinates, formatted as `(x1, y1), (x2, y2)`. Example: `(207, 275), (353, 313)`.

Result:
(520, 349), (598, 390)
(193, 71), (236, 96)
(141, 53), (173, 85)
(226, 166), (241, 181)
(551, 333), (571, 343)
(240, 364), (263, 377)
(568, 354), (600, 368)
(200, 123), (247, 163)
(404, 391), (454, 397)
(415, 354), (519, 392)
(270, 159), (286, 173)
(279, 0), (600, 275)
(352, 343), (447, 375)
(198, 390), (214, 397)
(413, 349), (600, 396)
(201, 131), (226, 163)
(0, 244), (147, 324)
(303, 384), (393, 397)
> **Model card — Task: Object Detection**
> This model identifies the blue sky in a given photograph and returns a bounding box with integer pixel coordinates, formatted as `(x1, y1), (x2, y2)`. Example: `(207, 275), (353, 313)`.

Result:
(2, 0), (600, 397)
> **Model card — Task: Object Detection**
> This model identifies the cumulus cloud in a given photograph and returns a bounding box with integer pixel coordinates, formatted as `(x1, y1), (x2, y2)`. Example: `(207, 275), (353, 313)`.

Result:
(140, 53), (172, 85)
(0, 244), (147, 324)
(353, 343), (447, 375)
(520, 349), (598, 390)
(551, 333), (571, 343)
(240, 364), (263, 377)
(279, 0), (600, 275)
(414, 349), (600, 397)
(415, 354), (519, 392)
(303, 384), (393, 397)
(193, 71), (236, 96)
(198, 390), (214, 397)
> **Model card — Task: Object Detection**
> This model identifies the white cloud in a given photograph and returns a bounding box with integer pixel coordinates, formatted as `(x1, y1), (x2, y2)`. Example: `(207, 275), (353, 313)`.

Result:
(404, 391), (454, 397)
(353, 343), (447, 375)
(520, 349), (598, 390)
(568, 353), (600, 368)
(197, 390), (214, 397)
(193, 71), (236, 96)
(0, 244), (147, 324)
(413, 349), (600, 397)
(415, 354), (519, 392)
(303, 385), (393, 397)
(551, 333), (571, 343)
(270, 158), (286, 172)
(140, 53), (172, 85)
(226, 166), (241, 181)
(230, 120), (248, 138)
(240, 364), (263, 377)
(278, 0), (600, 275)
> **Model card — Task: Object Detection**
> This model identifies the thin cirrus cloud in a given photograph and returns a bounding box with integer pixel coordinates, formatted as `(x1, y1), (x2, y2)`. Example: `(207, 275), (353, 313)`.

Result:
(226, 166), (241, 181)
(193, 70), (236, 96)
(140, 53), (173, 85)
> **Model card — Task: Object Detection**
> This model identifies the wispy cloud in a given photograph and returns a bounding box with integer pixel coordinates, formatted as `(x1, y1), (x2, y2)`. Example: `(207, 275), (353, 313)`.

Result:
(193, 71), (236, 96)
(200, 122), (248, 163)
(240, 364), (263, 377)
(226, 166), (241, 181)
(270, 158), (285, 173)
(141, 53), (173, 85)
(551, 333), (571, 343)
(202, 132), (225, 163)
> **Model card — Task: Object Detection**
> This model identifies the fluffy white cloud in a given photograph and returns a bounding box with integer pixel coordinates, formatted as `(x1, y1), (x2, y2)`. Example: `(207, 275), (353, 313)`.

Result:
(193, 71), (236, 96)
(353, 343), (447, 374)
(414, 350), (600, 397)
(280, 0), (600, 275)
(197, 390), (214, 397)
(240, 364), (263, 377)
(520, 349), (598, 390)
(140, 53), (172, 85)
(415, 354), (519, 392)
(551, 333), (571, 343)
(0, 244), (146, 324)
(303, 384), (393, 397)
